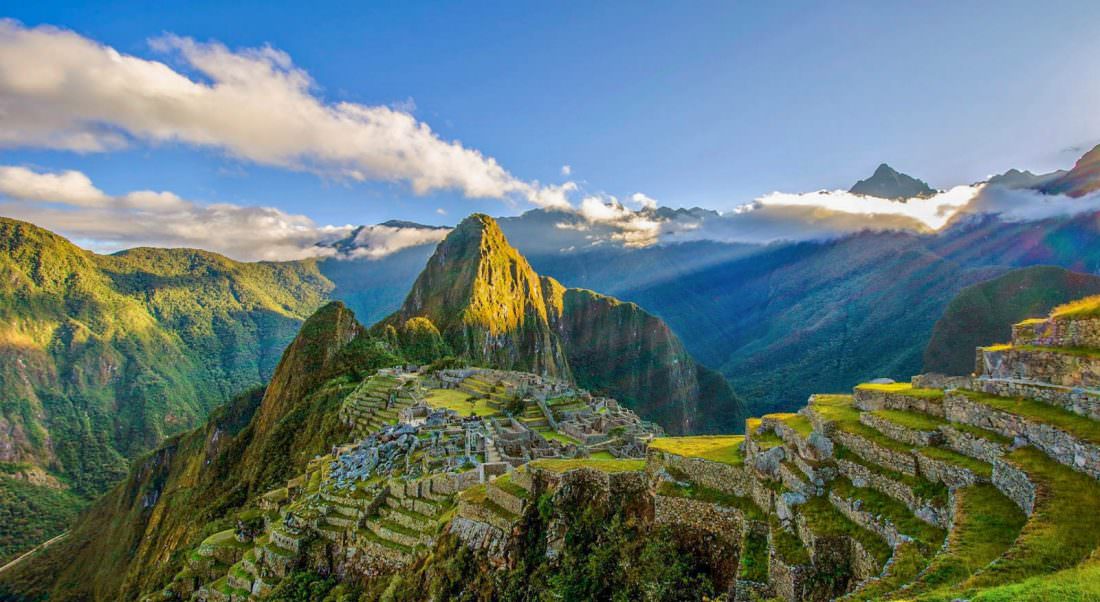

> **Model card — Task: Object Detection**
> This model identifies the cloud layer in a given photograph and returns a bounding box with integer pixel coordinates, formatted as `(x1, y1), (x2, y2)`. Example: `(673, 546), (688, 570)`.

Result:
(0, 165), (446, 261)
(0, 20), (568, 207)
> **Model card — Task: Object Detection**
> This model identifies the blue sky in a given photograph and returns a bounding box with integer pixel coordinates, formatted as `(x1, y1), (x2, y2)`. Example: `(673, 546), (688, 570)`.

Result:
(1, 1), (1100, 258)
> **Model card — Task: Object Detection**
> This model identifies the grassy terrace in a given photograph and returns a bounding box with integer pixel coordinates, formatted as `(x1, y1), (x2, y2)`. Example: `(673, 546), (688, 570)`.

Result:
(871, 409), (947, 432)
(657, 480), (764, 521)
(541, 430), (580, 445)
(762, 412), (814, 437)
(424, 388), (499, 417)
(528, 457), (646, 473)
(811, 394), (993, 479)
(848, 541), (929, 602)
(799, 495), (892, 566)
(832, 477), (947, 551)
(856, 382), (945, 400)
(492, 474), (529, 499)
(901, 484), (1026, 599)
(957, 446), (1100, 593)
(834, 444), (949, 507)
(957, 389), (1100, 445)
(648, 435), (745, 465)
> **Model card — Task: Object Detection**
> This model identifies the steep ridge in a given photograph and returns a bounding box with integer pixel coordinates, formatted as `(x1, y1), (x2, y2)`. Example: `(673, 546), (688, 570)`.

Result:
(380, 214), (742, 433)
(924, 266), (1100, 375)
(1040, 143), (1100, 197)
(0, 302), (401, 601)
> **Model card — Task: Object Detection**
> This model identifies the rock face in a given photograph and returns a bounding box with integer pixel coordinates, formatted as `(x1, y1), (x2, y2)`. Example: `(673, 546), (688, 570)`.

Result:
(383, 214), (743, 433)
(849, 163), (935, 199)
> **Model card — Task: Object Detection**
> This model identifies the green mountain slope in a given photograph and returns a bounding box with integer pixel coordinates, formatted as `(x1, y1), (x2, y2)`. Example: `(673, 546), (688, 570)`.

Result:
(0, 217), (333, 562)
(923, 266), (1100, 374)
(381, 214), (743, 433)
(0, 302), (399, 601)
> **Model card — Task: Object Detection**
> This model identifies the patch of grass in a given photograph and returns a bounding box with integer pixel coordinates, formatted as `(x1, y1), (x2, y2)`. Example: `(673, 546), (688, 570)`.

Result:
(738, 529), (769, 582)
(846, 540), (928, 601)
(656, 481), (764, 521)
(856, 383), (945, 400)
(917, 447), (993, 479)
(832, 477), (947, 550)
(834, 445), (948, 507)
(763, 412), (814, 437)
(958, 446), (1100, 591)
(900, 484), (1026, 598)
(492, 474), (529, 499)
(751, 430), (784, 450)
(957, 390), (1100, 445)
(541, 430), (580, 446)
(799, 495), (892, 566)
(423, 388), (499, 417)
(968, 559), (1100, 602)
(770, 518), (810, 566)
(945, 422), (1013, 446)
(872, 409), (947, 432)
(649, 435), (745, 466)
(528, 458), (645, 474)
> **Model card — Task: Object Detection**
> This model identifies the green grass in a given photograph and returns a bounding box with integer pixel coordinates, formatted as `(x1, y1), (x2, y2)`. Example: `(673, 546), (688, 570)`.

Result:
(738, 529), (769, 582)
(846, 540), (928, 602)
(900, 484), (1026, 599)
(541, 430), (579, 448)
(492, 474), (529, 499)
(648, 435), (745, 466)
(770, 518), (811, 566)
(957, 390), (1100, 446)
(833, 445), (948, 507)
(423, 388), (500, 417)
(957, 446), (1100, 592)
(762, 412), (814, 437)
(799, 495), (892, 566)
(588, 451), (615, 460)
(656, 481), (764, 521)
(528, 457), (646, 473)
(751, 430), (784, 450)
(998, 344), (1100, 360)
(856, 383), (945, 400)
(832, 477), (947, 551)
(968, 559), (1100, 602)
(945, 422), (1013, 446)
(871, 409), (947, 432)
(917, 446), (993, 479)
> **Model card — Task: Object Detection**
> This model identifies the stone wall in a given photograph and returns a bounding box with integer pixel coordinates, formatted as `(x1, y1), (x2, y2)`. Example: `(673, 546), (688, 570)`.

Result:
(945, 391), (1100, 480)
(1012, 316), (1100, 349)
(992, 458), (1037, 515)
(647, 449), (753, 497)
(834, 431), (917, 477)
(973, 376), (1100, 421)
(911, 373), (971, 390)
(979, 347), (1100, 389)
(853, 389), (945, 417)
(837, 458), (948, 529)
(859, 413), (942, 447)
(939, 424), (1005, 465)
(653, 494), (745, 536)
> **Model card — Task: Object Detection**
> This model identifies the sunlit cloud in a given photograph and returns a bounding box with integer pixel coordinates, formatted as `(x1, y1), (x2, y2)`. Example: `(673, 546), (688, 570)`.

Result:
(0, 20), (573, 208)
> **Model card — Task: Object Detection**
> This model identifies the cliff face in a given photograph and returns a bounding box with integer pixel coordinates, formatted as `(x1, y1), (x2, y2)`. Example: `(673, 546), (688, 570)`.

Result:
(384, 214), (742, 433)
(557, 288), (739, 433)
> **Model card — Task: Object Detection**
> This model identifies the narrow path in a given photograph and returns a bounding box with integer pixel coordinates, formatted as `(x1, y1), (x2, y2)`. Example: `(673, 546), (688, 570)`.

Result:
(0, 531), (68, 575)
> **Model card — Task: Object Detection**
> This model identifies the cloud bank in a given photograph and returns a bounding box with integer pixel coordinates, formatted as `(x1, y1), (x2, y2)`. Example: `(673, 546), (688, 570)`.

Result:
(0, 20), (569, 207)
(0, 165), (445, 261)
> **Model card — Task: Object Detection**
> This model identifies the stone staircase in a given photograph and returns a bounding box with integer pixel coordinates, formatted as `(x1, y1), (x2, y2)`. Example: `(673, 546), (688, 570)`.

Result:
(646, 301), (1100, 601)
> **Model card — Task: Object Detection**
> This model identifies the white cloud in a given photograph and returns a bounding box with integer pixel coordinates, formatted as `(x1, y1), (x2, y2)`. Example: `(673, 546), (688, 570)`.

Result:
(561, 165), (572, 176)
(345, 224), (450, 259)
(630, 192), (658, 210)
(0, 164), (449, 261)
(957, 184), (1100, 222)
(435, 207), (447, 216)
(0, 20), (572, 207)
(753, 186), (977, 230)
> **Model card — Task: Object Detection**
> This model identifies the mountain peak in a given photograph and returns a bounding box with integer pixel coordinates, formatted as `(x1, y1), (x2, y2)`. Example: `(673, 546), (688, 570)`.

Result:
(849, 163), (935, 199)
(1038, 143), (1100, 197)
